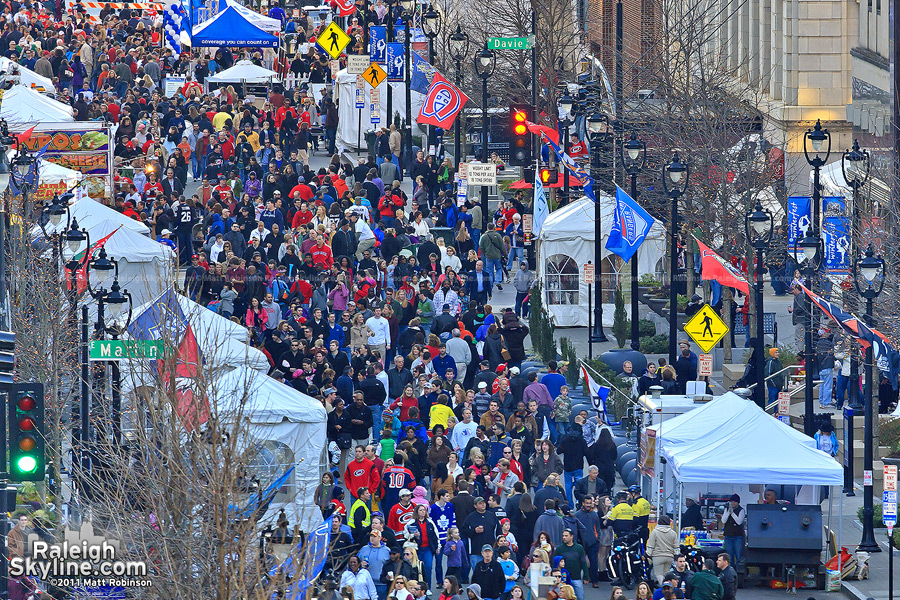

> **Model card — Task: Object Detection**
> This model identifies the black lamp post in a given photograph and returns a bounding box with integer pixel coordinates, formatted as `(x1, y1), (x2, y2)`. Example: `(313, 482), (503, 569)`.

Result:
(662, 152), (689, 364)
(622, 132), (646, 350)
(422, 5), (440, 63)
(746, 201), (774, 408)
(842, 139), (870, 410)
(587, 113), (611, 344)
(558, 93), (576, 206)
(447, 25), (469, 166)
(802, 119), (831, 435)
(473, 42), (495, 230)
(854, 245), (885, 553)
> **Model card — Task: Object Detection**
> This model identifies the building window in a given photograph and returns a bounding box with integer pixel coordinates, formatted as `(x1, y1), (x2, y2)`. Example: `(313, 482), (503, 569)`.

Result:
(545, 254), (580, 305)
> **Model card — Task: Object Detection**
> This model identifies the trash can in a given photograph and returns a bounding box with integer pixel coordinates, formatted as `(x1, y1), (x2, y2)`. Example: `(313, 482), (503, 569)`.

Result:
(430, 226), (454, 247)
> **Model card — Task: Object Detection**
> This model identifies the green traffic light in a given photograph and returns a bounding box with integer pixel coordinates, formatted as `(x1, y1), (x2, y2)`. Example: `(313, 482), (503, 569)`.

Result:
(15, 456), (37, 474)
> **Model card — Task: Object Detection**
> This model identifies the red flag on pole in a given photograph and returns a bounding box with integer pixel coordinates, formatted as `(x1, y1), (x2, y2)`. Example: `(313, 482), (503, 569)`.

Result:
(525, 120), (560, 146)
(694, 236), (750, 295)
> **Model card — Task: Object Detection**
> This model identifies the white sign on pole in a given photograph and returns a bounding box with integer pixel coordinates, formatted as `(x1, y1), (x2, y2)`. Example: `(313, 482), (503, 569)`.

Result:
(778, 391), (791, 416)
(347, 55), (370, 75)
(698, 354), (713, 377)
(883, 490), (897, 526)
(355, 89), (365, 109)
(456, 176), (467, 205)
(886, 464), (898, 491)
(466, 162), (498, 186)
(864, 470), (873, 486)
(356, 74), (365, 90)
(583, 263), (595, 285)
(458, 162), (468, 179)
(370, 87), (381, 104)
(164, 76), (186, 98)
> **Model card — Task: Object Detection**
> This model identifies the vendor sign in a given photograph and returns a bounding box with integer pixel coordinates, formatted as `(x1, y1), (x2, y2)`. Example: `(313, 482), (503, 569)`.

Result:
(20, 126), (112, 200)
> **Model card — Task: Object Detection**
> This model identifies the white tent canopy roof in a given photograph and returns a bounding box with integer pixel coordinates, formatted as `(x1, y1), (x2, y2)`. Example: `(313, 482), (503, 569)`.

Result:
(212, 366), (326, 425)
(38, 197), (150, 236)
(655, 393), (843, 485)
(0, 57), (55, 93)
(536, 196), (666, 327)
(76, 218), (174, 264)
(207, 60), (281, 84)
(0, 85), (74, 127)
(223, 0), (282, 32)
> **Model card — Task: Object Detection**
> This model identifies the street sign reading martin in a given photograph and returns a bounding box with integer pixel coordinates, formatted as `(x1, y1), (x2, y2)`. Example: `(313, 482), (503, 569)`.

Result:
(89, 340), (166, 361)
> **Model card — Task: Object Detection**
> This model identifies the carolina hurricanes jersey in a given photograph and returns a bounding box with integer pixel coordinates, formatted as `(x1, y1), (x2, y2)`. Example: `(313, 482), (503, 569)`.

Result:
(344, 458), (377, 497)
(386, 502), (416, 535)
(381, 465), (416, 511)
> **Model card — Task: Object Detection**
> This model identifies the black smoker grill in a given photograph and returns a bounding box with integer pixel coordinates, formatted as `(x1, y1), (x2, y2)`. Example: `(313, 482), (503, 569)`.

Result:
(745, 503), (823, 567)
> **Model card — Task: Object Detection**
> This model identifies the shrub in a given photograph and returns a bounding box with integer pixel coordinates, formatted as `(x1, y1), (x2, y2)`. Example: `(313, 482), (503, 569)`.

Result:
(677, 294), (689, 312)
(880, 417), (900, 457)
(641, 334), (669, 354)
(559, 337), (580, 388)
(626, 319), (656, 338)
(612, 287), (628, 349)
(528, 282), (557, 363)
(858, 503), (884, 529)
(639, 273), (661, 287)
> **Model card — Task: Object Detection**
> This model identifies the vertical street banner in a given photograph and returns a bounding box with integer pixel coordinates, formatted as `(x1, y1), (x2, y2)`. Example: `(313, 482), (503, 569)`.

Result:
(787, 196), (811, 248)
(369, 26), (386, 63)
(386, 42), (405, 82)
(823, 215), (850, 275)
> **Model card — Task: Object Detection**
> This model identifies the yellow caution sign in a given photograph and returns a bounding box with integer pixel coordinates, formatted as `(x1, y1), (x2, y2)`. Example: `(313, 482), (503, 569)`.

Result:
(683, 303), (728, 353)
(317, 21), (352, 59)
(363, 62), (387, 88)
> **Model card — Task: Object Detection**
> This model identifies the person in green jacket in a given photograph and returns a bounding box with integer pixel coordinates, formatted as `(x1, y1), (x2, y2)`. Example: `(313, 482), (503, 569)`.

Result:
(416, 291), (435, 337)
(479, 225), (506, 291)
(689, 559), (724, 600)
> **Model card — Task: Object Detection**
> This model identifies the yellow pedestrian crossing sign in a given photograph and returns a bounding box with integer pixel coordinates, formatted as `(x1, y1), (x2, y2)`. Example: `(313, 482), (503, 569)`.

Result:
(317, 21), (352, 59)
(363, 62), (387, 88)
(683, 303), (729, 353)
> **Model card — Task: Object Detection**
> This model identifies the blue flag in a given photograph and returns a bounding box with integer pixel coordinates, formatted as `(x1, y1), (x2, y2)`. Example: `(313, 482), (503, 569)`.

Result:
(369, 26), (386, 63)
(127, 289), (189, 343)
(606, 185), (655, 263)
(411, 51), (436, 94)
(533, 166), (549, 237)
(386, 42), (405, 82)
(543, 135), (596, 202)
(275, 518), (333, 599)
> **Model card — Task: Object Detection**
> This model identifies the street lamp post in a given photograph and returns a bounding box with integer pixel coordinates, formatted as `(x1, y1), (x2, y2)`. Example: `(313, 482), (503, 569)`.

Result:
(746, 201), (774, 408)
(474, 43), (495, 231)
(587, 113), (612, 344)
(385, 3), (394, 132)
(802, 119), (831, 435)
(854, 245), (885, 553)
(622, 132), (647, 349)
(447, 25), (469, 165)
(558, 93), (575, 206)
(842, 140), (870, 411)
(662, 152), (689, 365)
(422, 5), (440, 64)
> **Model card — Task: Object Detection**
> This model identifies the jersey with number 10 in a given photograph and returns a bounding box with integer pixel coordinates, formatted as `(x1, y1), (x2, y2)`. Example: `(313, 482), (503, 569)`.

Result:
(381, 465), (415, 511)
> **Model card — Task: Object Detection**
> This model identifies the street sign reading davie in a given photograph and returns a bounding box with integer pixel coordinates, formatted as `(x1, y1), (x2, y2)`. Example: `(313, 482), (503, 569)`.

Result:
(487, 36), (534, 50)
(89, 340), (165, 361)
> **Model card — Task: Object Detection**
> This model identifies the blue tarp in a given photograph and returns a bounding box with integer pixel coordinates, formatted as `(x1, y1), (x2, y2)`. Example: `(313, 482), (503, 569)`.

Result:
(191, 5), (278, 47)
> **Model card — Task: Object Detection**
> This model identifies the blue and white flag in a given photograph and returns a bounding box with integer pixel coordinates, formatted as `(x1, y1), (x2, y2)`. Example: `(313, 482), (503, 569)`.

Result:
(369, 26), (386, 63)
(274, 518), (333, 599)
(411, 51), (436, 94)
(386, 42), (405, 82)
(543, 134), (596, 202)
(787, 195), (811, 248)
(533, 166), (549, 238)
(606, 185), (655, 263)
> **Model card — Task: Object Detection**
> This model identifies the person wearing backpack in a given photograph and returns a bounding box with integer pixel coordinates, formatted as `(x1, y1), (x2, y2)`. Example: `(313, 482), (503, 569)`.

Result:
(764, 347), (784, 405)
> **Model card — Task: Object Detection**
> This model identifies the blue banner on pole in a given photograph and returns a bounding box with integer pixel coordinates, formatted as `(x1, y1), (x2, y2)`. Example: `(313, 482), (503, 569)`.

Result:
(386, 42), (405, 82)
(787, 196), (811, 248)
(823, 215), (850, 275)
(369, 26), (386, 63)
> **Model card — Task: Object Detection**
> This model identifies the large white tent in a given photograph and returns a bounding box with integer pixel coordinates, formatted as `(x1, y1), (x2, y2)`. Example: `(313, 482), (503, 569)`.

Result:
(0, 85), (74, 126)
(207, 60), (281, 84)
(0, 57), (55, 93)
(37, 197), (150, 236)
(536, 196), (666, 327)
(334, 69), (425, 152)
(77, 219), (176, 310)
(224, 0), (282, 32)
(212, 366), (327, 531)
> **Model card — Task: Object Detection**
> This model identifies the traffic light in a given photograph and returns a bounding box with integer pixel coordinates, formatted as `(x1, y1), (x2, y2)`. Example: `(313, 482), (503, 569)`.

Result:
(539, 166), (558, 185)
(9, 382), (44, 482)
(509, 104), (533, 166)
(0, 330), (12, 385)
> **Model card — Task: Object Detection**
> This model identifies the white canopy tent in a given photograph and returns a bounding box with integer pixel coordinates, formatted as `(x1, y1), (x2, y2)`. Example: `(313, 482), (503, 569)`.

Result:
(536, 196), (666, 327)
(223, 0), (282, 32)
(334, 68), (425, 152)
(0, 57), (55, 93)
(36, 197), (150, 236)
(0, 85), (74, 126)
(212, 366), (327, 531)
(207, 60), (281, 84)
(37, 160), (82, 186)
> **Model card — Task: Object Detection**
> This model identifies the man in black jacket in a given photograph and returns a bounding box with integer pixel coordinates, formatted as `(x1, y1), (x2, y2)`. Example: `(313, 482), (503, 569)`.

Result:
(471, 547), (505, 600)
(331, 219), (356, 260)
(387, 355), (414, 399)
(360, 366), (388, 438)
(348, 394), (374, 447)
(462, 497), (499, 566)
(716, 552), (737, 600)
(451, 479), (477, 529)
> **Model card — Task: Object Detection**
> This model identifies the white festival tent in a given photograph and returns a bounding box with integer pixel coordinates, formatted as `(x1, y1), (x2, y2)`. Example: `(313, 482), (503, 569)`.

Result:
(536, 196), (666, 327)
(223, 0), (282, 32)
(0, 57), (55, 93)
(36, 197), (150, 236)
(211, 366), (327, 531)
(334, 68), (425, 152)
(37, 159), (82, 186)
(0, 85), (74, 126)
(207, 60), (281, 85)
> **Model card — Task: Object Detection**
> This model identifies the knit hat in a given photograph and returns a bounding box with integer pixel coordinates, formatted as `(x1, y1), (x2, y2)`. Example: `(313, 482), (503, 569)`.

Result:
(769, 347), (779, 357)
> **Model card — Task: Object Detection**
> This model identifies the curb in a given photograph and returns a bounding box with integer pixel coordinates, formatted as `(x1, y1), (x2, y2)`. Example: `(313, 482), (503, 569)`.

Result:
(841, 580), (872, 600)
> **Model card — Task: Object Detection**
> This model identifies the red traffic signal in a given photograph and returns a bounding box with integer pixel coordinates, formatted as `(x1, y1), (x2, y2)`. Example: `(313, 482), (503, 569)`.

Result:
(509, 104), (533, 167)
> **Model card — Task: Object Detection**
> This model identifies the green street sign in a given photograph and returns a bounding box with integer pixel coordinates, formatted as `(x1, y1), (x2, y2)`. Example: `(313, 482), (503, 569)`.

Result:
(487, 36), (534, 51)
(89, 340), (166, 361)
